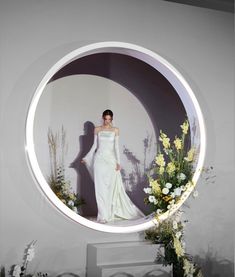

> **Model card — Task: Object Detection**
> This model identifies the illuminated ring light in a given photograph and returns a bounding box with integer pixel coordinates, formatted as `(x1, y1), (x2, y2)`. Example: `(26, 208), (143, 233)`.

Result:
(25, 41), (206, 233)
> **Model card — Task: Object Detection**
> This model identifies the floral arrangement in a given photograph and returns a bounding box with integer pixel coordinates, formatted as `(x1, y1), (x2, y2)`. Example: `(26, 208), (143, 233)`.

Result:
(48, 126), (84, 213)
(143, 118), (210, 276)
(144, 118), (197, 216)
(145, 210), (204, 277)
(10, 241), (48, 277)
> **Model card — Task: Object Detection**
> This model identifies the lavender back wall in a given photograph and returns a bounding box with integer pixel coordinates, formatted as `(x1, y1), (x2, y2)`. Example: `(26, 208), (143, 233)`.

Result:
(0, 1), (234, 276)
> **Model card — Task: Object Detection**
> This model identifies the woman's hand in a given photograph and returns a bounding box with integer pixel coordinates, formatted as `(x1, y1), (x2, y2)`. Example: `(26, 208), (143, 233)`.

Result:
(116, 163), (121, 171)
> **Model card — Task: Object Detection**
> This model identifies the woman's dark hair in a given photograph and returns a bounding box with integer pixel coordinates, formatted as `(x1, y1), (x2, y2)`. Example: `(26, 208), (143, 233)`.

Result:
(102, 109), (113, 119)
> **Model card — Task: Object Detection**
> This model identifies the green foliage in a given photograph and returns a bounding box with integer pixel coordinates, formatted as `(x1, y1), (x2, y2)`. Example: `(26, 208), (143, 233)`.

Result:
(144, 118), (205, 276)
(48, 126), (85, 213)
(49, 166), (85, 212)
(145, 215), (203, 277)
(144, 118), (197, 216)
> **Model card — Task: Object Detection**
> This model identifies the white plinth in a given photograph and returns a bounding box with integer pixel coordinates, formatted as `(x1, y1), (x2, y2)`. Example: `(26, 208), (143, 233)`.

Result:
(86, 240), (172, 277)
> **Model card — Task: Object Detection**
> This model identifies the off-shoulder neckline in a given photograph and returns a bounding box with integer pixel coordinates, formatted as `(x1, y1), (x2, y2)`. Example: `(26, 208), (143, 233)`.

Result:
(98, 130), (115, 134)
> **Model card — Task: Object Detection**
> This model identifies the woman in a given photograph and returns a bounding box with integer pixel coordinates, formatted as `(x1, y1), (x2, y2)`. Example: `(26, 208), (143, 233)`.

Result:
(81, 109), (144, 223)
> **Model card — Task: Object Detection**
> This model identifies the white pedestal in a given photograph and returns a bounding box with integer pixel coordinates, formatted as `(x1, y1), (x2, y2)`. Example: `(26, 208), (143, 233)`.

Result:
(86, 240), (172, 277)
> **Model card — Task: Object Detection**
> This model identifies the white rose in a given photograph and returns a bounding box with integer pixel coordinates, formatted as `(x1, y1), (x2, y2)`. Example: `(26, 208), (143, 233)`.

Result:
(167, 203), (174, 211)
(170, 192), (175, 198)
(167, 204), (172, 210)
(162, 187), (169, 195)
(178, 173), (186, 180)
(174, 187), (182, 196)
(68, 200), (74, 206)
(153, 198), (158, 205)
(148, 195), (157, 203)
(143, 187), (152, 194)
(165, 182), (172, 189)
(157, 209), (162, 215)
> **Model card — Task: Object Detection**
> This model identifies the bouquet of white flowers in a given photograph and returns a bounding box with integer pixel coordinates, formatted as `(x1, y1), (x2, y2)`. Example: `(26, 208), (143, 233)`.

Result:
(144, 118), (198, 216)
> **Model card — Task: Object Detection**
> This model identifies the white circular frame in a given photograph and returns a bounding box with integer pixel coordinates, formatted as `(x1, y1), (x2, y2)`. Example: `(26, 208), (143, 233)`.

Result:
(25, 41), (206, 233)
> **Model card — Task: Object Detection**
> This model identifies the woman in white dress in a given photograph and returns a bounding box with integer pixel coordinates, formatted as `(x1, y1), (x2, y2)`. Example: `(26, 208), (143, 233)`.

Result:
(81, 110), (144, 223)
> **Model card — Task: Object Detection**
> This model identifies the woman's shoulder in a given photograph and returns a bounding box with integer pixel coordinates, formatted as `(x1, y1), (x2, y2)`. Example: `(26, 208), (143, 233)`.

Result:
(94, 126), (102, 134)
(114, 127), (119, 135)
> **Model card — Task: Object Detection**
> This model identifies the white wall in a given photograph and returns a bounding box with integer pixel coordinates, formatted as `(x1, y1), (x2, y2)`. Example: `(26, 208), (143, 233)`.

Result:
(0, 1), (234, 276)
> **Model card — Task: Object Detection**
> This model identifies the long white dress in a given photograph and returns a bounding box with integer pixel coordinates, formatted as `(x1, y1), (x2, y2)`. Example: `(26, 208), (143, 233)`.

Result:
(83, 129), (144, 222)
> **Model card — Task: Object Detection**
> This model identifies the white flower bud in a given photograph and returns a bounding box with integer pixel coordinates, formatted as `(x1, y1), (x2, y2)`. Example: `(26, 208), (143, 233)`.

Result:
(162, 187), (169, 195)
(165, 182), (172, 189)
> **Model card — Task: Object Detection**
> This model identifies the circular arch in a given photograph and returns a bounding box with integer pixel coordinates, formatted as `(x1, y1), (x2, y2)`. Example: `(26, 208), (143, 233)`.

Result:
(25, 41), (206, 233)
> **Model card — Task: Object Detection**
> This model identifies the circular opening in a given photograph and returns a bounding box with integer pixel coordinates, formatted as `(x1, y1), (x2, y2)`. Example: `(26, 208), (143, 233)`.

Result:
(25, 41), (206, 233)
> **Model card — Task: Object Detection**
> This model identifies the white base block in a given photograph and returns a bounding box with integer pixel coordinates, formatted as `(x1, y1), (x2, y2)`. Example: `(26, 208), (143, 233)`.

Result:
(86, 241), (172, 277)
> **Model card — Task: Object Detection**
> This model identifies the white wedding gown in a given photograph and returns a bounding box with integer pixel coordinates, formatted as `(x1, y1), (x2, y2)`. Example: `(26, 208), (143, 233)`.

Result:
(83, 130), (144, 222)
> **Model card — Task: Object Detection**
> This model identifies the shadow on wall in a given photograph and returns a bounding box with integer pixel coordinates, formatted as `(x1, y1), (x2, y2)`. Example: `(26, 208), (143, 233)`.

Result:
(194, 248), (234, 277)
(69, 121), (98, 217)
(121, 136), (155, 215)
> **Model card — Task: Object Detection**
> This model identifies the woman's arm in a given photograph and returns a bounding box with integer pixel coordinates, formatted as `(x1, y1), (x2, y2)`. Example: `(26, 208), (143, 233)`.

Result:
(81, 127), (99, 163)
(114, 127), (121, 170)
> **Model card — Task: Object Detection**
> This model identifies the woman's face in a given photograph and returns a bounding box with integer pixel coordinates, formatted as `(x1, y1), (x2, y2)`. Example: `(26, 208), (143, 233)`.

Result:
(103, 115), (112, 126)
